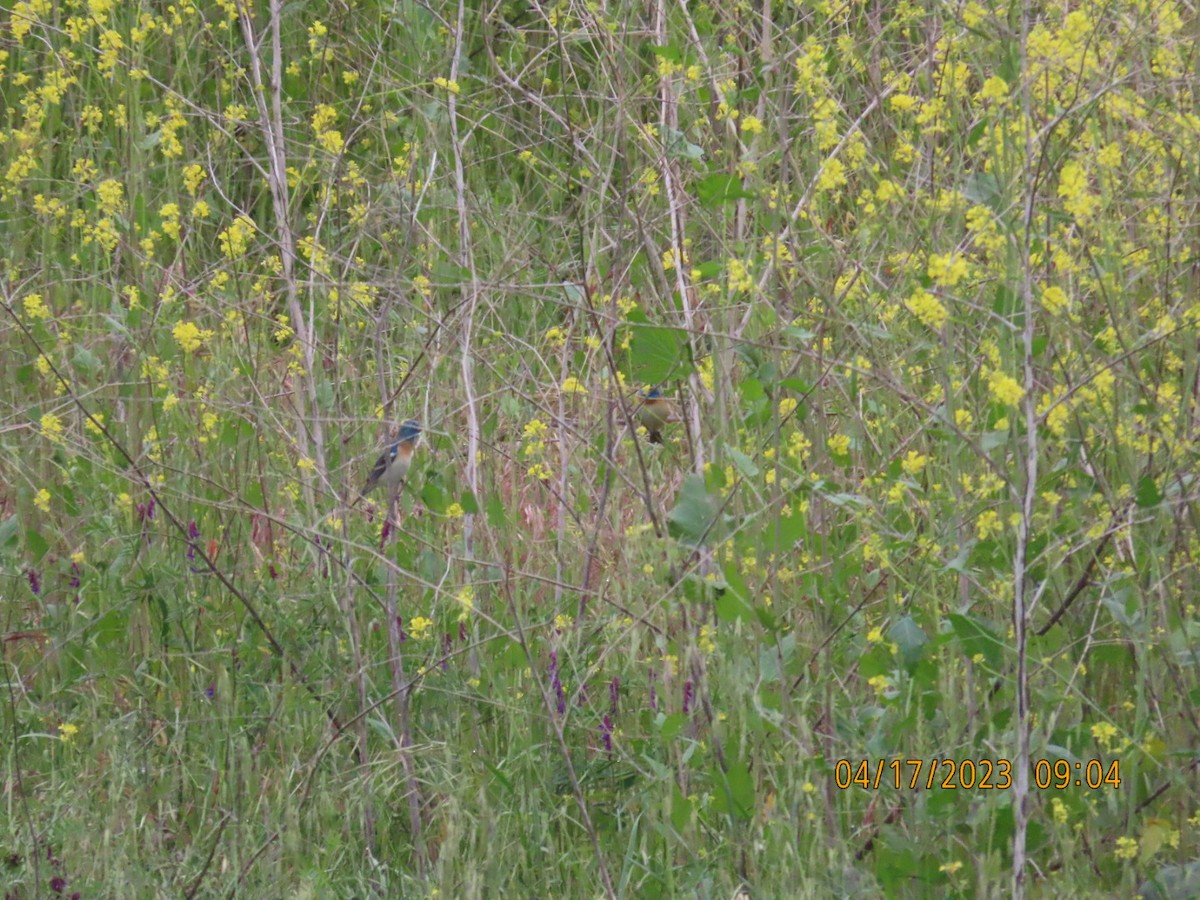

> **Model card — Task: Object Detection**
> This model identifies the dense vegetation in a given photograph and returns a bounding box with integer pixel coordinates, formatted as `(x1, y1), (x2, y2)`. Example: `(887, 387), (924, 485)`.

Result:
(3, 0), (1199, 896)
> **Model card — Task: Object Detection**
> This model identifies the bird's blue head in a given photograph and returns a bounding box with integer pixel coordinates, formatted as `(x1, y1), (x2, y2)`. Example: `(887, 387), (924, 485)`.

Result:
(641, 386), (662, 400)
(398, 419), (421, 445)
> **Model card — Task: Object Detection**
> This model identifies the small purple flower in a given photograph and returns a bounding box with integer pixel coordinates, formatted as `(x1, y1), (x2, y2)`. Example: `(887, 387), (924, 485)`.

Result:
(27, 568), (41, 594)
(205, 684), (215, 700)
(601, 714), (614, 753)
(458, 621), (467, 643)
(69, 561), (81, 589)
(50, 875), (66, 893)
(549, 651), (565, 715)
(609, 676), (620, 715)
(682, 679), (693, 714)
(186, 520), (200, 561)
(268, 562), (278, 580)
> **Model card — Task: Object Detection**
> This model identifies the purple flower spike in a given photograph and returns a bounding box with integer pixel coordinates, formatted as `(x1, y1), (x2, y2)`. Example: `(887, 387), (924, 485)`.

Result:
(186, 520), (200, 561)
(549, 651), (565, 715)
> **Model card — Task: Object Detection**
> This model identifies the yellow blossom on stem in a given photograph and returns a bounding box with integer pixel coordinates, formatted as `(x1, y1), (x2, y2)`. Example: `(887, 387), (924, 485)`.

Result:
(173, 321), (214, 353)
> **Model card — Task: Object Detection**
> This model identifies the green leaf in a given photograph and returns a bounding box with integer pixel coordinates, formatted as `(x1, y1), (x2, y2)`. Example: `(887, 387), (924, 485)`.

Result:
(727, 445), (759, 478)
(963, 172), (1003, 210)
(715, 588), (754, 624)
(0, 515), (18, 550)
(460, 489), (479, 514)
(1135, 475), (1162, 508)
(948, 613), (1005, 670)
(486, 493), (508, 528)
(649, 44), (683, 63)
(712, 758), (754, 821)
(245, 481), (265, 509)
(25, 528), (49, 560)
(667, 475), (718, 547)
(696, 173), (753, 207)
(629, 324), (691, 385)
(888, 615), (927, 672)
(670, 784), (694, 832)
(421, 477), (448, 514)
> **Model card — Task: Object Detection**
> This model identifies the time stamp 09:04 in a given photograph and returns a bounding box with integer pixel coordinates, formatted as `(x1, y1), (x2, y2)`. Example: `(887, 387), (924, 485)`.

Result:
(834, 758), (1122, 791)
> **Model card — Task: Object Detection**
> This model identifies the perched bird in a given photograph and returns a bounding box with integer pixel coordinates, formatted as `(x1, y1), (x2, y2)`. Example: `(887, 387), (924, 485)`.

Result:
(355, 419), (421, 504)
(636, 387), (669, 444)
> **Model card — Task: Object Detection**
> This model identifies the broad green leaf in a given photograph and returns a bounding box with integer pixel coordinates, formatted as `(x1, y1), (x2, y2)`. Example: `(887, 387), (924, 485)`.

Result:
(667, 474), (717, 547)
(628, 323), (691, 384)
(696, 173), (754, 207)
(948, 613), (1005, 669)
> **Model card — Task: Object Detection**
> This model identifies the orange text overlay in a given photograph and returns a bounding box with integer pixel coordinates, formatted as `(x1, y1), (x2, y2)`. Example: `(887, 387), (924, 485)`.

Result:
(833, 758), (1121, 791)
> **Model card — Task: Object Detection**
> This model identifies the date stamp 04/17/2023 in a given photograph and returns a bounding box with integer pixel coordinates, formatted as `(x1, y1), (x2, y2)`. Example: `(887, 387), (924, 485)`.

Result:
(834, 758), (1122, 791)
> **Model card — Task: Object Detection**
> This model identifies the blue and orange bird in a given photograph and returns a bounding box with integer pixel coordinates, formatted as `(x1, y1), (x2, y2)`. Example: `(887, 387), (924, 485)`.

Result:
(637, 387), (669, 444)
(356, 419), (421, 504)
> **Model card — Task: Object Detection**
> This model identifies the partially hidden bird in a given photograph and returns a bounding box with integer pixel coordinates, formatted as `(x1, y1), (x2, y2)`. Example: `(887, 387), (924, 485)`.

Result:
(636, 387), (669, 444)
(355, 419), (421, 504)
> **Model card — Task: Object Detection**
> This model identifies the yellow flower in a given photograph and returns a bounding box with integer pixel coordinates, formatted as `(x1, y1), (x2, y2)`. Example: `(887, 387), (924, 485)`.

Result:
(1114, 836), (1138, 860)
(905, 290), (948, 331)
(978, 76), (1008, 101)
(180, 164), (204, 195)
(23, 293), (51, 320)
(1051, 797), (1068, 825)
(40, 413), (65, 443)
(1091, 721), (1118, 751)
(173, 321), (213, 353)
(976, 510), (1001, 540)
(34, 488), (51, 512)
(433, 77), (460, 94)
(827, 433), (850, 456)
(560, 376), (588, 395)
(901, 450), (929, 475)
(927, 253), (968, 288)
(988, 371), (1025, 406)
(456, 585), (475, 621)
(1041, 285), (1069, 316)
(867, 674), (892, 694)
(446, 503), (464, 519)
(408, 616), (434, 640)
(58, 722), (79, 742)
(96, 178), (125, 211)
(1057, 161), (1098, 219)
